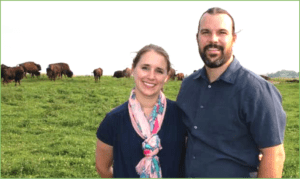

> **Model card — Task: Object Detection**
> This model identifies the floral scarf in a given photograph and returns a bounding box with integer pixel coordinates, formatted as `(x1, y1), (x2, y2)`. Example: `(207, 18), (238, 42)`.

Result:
(128, 88), (167, 178)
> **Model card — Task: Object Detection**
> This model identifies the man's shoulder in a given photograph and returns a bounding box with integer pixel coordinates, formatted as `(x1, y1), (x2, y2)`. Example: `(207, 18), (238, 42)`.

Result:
(184, 69), (201, 81)
(180, 68), (202, 88)
(236, 66), (280, 98)
(238, 66), (273, 88)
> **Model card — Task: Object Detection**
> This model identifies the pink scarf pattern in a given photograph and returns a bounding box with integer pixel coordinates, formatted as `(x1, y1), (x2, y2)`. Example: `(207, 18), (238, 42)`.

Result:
(128, 88), (167, 178)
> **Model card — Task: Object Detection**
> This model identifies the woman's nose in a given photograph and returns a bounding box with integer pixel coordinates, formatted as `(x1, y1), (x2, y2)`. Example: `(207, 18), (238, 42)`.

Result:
(148, 70), (155, 79)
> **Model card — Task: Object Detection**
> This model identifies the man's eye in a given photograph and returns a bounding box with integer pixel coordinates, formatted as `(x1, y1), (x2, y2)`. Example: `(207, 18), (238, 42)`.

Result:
(142, 67), (148, 70)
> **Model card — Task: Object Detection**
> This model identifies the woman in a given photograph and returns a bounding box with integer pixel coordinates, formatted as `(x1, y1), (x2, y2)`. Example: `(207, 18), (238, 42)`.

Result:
(95, 44), (186, 178)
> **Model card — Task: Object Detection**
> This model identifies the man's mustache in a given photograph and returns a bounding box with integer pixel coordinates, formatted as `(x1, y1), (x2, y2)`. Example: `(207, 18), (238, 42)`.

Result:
(204, 44), (224, 52)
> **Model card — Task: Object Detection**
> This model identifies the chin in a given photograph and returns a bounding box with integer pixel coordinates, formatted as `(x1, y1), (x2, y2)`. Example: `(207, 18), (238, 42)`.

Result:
(143, 90), (161, 98)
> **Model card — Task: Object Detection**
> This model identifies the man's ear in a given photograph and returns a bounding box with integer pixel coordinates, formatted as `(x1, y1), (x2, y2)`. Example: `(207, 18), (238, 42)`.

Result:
(233, 33), (237, 44)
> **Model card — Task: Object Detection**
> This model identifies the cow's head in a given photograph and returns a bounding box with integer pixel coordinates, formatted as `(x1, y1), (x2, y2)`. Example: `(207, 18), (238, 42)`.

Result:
(67, 70), (73, 77)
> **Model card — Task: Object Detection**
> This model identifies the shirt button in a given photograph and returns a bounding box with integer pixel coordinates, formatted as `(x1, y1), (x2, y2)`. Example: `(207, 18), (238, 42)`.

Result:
(208, 85), (211, 88)
(194, 126), (197, 129)
(200, 105), (204, 108)
(192, 156), (196, 159)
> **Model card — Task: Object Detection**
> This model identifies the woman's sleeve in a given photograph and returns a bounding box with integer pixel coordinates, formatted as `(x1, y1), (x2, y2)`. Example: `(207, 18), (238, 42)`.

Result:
(96, 114), (114, 146)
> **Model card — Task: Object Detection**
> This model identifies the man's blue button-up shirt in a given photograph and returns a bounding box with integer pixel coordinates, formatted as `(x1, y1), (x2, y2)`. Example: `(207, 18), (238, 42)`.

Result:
(176, 58), (286, 178)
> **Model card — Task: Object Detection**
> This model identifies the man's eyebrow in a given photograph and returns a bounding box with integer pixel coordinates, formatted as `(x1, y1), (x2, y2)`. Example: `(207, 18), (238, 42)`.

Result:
(219, 29), (229, 32)
(200, 29), (209, 32)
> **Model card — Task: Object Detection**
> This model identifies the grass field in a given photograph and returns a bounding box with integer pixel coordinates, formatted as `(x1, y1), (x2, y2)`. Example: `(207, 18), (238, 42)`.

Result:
(1, 75), (299, 178)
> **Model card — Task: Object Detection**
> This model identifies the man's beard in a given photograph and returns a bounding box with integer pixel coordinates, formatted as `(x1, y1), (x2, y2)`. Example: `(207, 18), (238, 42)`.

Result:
(199, 43), (232, 68)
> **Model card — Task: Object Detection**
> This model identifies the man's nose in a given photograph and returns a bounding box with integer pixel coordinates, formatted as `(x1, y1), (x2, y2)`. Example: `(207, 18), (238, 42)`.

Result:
(210, 33), (218, 43)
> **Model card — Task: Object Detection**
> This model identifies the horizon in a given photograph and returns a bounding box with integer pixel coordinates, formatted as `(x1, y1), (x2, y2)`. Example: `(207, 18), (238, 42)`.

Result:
(2, 1), (299, 76)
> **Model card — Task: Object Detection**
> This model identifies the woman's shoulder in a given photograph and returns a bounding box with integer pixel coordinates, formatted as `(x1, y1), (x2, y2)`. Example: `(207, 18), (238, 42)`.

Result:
(166, 98), (180, 110)
(105, 101), (129, 119)
(166, 98), (183, 117)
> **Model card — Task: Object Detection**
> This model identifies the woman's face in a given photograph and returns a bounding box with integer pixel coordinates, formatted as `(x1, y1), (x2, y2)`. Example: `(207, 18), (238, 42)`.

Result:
(133, 50), (168, 99)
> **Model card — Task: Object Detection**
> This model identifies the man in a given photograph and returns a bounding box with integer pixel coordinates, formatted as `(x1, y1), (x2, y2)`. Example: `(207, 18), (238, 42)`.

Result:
(176, 7), (286, 178)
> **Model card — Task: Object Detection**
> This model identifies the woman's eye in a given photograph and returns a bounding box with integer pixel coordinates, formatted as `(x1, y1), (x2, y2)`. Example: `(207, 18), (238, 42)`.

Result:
(156, 70), (164, 74)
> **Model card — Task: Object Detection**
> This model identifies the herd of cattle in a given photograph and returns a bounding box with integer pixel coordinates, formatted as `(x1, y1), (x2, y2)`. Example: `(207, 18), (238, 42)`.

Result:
(1, 62), (74, 86)
(112, 67), (185, 81)
(1, 61), (186, 86)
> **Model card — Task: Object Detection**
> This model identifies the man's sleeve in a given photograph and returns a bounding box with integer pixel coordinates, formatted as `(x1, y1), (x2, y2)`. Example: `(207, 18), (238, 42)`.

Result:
(243, 84), (286, 149)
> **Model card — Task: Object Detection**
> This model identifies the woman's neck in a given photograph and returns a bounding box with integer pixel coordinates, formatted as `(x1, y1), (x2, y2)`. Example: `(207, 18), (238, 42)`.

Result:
(135, 92), (159, 117)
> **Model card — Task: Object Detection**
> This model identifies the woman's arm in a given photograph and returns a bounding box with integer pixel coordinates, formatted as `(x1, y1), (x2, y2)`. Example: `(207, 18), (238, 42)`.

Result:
(95, 139), (113, 178)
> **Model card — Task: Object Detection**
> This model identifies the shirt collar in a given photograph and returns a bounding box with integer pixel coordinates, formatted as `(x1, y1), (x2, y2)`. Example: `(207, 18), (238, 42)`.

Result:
(193, 56), (241, 84)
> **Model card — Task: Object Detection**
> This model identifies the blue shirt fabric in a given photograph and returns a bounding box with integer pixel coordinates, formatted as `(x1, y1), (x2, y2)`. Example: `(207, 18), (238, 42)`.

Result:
(176, 58), (286, 178)
(96, 99), (186, 178)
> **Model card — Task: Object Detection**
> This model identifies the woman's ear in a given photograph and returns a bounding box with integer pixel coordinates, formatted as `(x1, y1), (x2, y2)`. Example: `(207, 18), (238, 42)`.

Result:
(164, 76), (169, 83)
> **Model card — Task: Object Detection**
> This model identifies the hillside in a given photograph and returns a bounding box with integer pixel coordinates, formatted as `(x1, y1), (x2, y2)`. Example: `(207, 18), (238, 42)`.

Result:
(267, 70), (299, 78)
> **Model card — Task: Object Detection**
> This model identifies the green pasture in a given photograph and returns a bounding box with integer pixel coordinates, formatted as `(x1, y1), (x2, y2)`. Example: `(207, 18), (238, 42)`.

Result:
(1, 75), (299, 178)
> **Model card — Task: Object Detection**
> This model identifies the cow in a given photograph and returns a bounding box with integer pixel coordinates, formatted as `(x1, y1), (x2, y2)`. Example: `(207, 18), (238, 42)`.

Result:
(260, 75), (271, 81)
(286, 79), (299, 83)
(166, 67), (176, 81)
(57, 63), (73, 78)
(93, 68), (103, 82)
(47, 64), (62, 81)
(177, 73), (185, 81)
(18, 62), (41, 78)
(32, 71), (41, 78)
(1, 64), (10, 80)
(123, 68), (132, 78)
(2, 66), (24, 86)
(113, 70), (125, 78)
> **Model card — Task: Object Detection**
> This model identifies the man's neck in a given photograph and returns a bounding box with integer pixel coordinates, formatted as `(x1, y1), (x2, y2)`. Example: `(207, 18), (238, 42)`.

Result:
(205, 56), (234, 83)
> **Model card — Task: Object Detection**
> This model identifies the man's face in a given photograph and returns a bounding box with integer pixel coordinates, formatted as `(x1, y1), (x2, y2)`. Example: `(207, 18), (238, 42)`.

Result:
(197, 13), (236, 68)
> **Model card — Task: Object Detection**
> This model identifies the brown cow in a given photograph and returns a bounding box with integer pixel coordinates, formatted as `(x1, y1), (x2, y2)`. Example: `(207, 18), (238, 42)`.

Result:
(286, 79), (299, 83)
(2, 66), (24, 86)
(260, 75), (271, 81)
(177, 73), (184, 81)
(47, 64), (62, 81)
(93, 68), (103, 82)
(123, 68), (132, 78)
(113, 70), (125, 78)
(166, 67), (176, 81)
(1, 64), (10, 80)
(57, 63), (73, 78)
(18, 62), (41, 78)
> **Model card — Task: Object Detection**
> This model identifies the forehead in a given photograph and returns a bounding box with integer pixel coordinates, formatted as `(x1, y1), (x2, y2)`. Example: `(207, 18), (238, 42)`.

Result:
(138, 50), (167, 69)
(199, 13), (233, 32)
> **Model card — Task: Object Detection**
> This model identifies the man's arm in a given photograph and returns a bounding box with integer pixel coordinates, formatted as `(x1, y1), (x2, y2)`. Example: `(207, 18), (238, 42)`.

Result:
(95, 139), (113, 178)
(257, 144), (285, 178)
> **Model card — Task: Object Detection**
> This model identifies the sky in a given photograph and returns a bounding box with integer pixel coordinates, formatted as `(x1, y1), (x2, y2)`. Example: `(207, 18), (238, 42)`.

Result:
(1, 1), (299, 76)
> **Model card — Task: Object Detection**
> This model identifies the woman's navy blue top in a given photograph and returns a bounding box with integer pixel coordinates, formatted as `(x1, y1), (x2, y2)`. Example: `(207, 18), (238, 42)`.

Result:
(96, 99), (186, 178)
